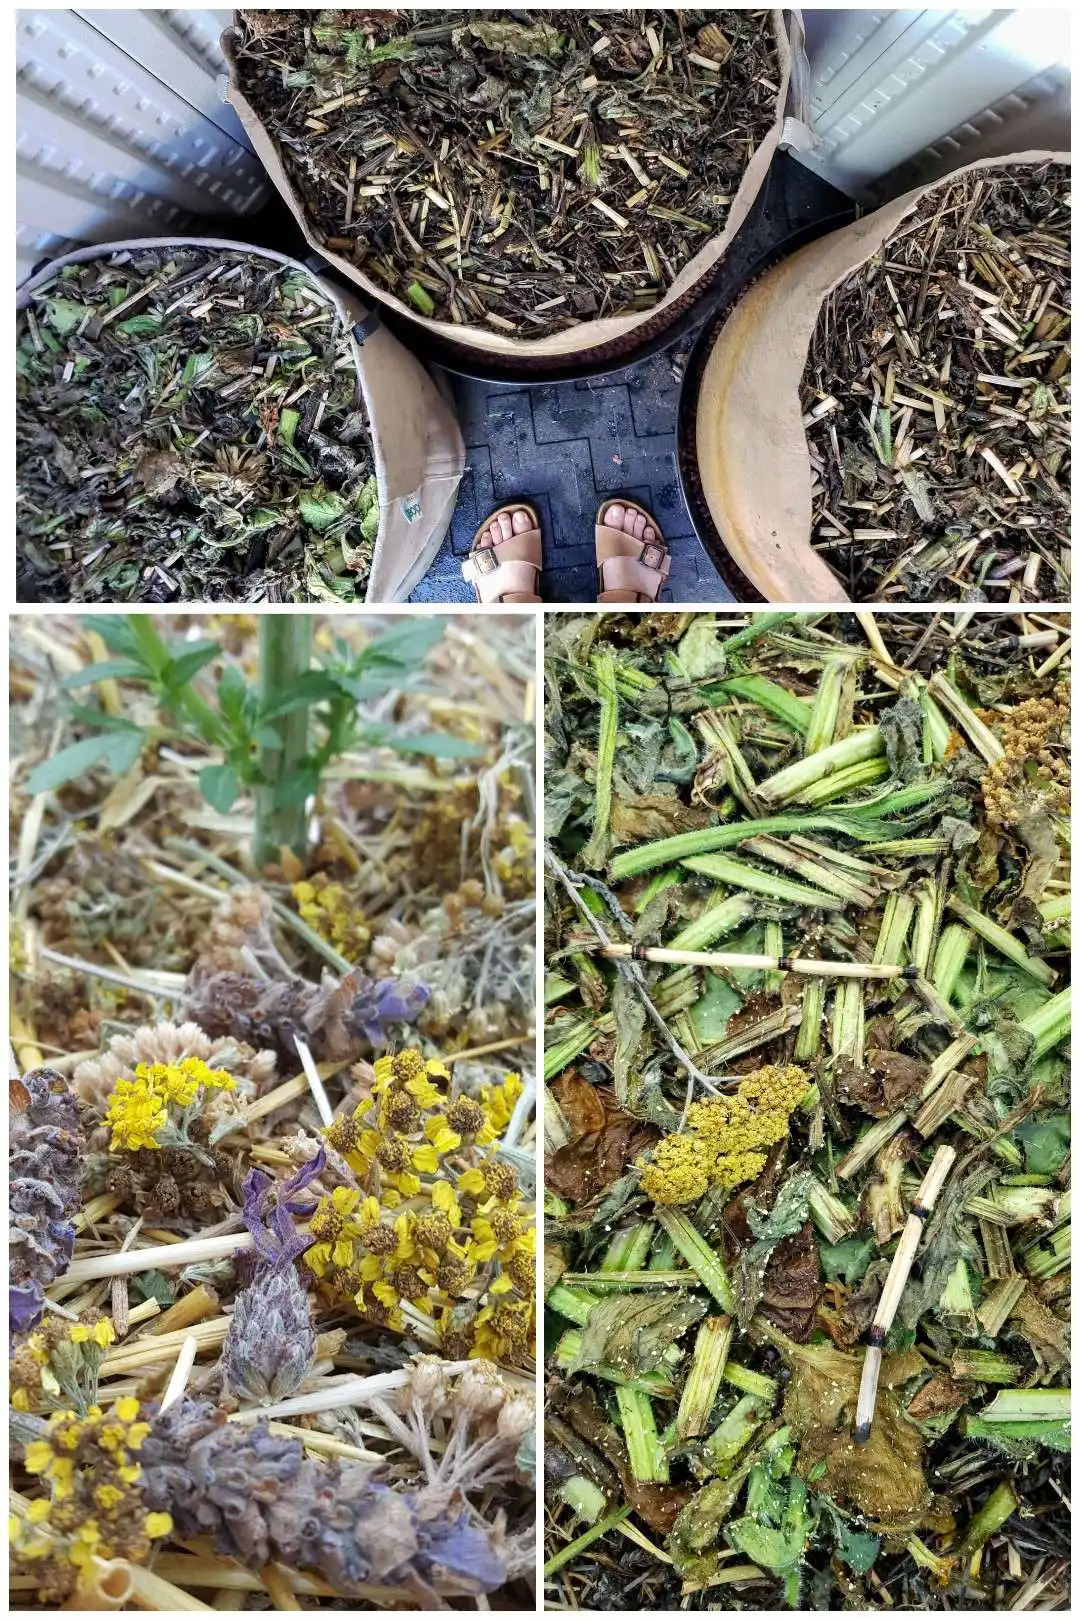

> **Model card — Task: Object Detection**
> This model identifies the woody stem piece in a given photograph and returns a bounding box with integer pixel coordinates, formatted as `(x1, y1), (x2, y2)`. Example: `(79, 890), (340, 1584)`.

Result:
(600, 943), (916, 980)
(854, 1144), (956, 1443)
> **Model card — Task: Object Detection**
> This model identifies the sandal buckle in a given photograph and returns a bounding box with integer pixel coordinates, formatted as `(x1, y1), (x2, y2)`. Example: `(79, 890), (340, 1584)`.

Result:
(640, 542), (665, 571)
(472, 548), (498, 575)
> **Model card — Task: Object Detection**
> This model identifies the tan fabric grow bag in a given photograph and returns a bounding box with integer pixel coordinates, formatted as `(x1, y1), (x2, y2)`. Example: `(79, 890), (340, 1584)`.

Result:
(221, 11), (809, 363)
(693, 151), (1070, 604)
(17, 237), (464, 603)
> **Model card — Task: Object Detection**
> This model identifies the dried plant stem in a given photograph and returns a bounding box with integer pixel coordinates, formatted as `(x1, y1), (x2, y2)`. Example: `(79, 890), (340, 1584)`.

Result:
(147, 1283), (220, 1337)
(159, 1333), (200, 1413)
(263, 1420), (382, 1464)
(227, 1363), (474, 1425)
(128, 1565), (215, 1611)
(38, 946), (184, 996)
(855, 1144), (956, 1442)
(601, 943), (915, 980)
(293, 1034), (333, 1126)
(62, 1231), (254, 1286)
(259, 1564), (303, 1611)
(63, 1556), (134, 1610)
(101, 1318), (230, 1377)
(153, 1557), (326, 1598)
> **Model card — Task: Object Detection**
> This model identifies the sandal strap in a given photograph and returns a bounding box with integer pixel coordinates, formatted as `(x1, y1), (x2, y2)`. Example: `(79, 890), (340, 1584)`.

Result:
(463, 529), (541, 572)
(597, 552), (669, 600)
(595, 524), (670, 574)
(462, 555), (542, 602)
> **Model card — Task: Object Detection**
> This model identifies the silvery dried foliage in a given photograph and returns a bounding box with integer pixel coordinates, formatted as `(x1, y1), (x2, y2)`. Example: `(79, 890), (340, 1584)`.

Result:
(9, 1069), (84, 1332)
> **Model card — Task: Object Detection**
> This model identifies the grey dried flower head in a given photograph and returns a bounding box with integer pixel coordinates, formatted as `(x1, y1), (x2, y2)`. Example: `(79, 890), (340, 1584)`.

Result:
(219, 1153), (324, 1404)
(140, 1399), (509, 1600)
(10, 1069), (84, 1333)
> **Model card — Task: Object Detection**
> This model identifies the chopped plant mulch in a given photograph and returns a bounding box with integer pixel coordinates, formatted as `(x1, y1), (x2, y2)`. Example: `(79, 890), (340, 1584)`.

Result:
(803, 164), (1071, 604)
(10, 612), (536, 1610)
(17, 246), (379, 605)
(544, 610), (1070, 1611)
(229, 9), (780, 336)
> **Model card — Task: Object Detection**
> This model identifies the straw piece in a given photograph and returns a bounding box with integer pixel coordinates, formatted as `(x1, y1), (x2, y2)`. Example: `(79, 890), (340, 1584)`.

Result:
(160, 1333), (200, 1413)
(62, 1231), (253, 1285)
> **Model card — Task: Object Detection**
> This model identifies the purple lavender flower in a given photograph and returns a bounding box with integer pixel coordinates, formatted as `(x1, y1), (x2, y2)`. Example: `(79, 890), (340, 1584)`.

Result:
(9, 1070), (83, 1333)
(219, 1153), (324, 1403)
(345, 974), (429, 1046)
(141, 1399), (509, 1597)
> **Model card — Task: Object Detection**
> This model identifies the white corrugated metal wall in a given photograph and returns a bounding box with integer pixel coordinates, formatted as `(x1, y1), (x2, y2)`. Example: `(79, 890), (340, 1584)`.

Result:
(15, 8), (1072, 283)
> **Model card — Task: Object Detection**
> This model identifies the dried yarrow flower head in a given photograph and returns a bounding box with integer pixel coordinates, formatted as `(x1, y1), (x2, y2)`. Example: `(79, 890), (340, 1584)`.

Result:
(307, 1052), (535, 1359)
(219, 1152), (324, 1403)
(140, 1397), (509, 1600)
(184, 964), (428, 1065)
(12, 1397), (172, 1604)
(73, 1020), (276, 1111)
(636, 1064), (811, 1204)
(10, 1311), (116, 1415)
(98, 1056), (243, 1220)
(292, 872), (371, 958)
(10, 1069), (83, 1333)
(104, 1057), (236, 1156)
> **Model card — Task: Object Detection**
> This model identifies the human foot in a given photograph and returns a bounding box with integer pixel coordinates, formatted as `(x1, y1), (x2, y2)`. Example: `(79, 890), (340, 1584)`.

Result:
(461, 503), (543, 603)
(596, 499), (670, 602)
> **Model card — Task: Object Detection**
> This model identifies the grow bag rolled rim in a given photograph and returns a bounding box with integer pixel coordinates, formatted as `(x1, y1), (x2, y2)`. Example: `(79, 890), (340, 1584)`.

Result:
(676, 211), (869, 602)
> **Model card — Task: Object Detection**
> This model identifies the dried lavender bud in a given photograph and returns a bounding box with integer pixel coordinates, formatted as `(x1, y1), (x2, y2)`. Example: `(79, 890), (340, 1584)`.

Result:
(344, 973), (429, 1045)
(9, 1070), (83, 1332)
(219, 1154), (324, 1403)
(184, 966), (428, 1065)
(141, 1400), (508, 1598)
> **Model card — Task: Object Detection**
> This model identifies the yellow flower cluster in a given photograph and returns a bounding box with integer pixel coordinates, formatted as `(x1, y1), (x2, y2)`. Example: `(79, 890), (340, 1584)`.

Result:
(308, 1049), (534, 1361)
(103, 1057), (235, 1152)
(637, 1064), (810, 1205)
(10, 1314), (116, 1413)
(291, 873), (370, 958)
(12, 1399), (171, 1592)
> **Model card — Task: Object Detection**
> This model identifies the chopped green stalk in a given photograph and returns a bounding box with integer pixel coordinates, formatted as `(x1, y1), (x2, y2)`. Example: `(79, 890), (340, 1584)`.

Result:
(739, 836), (878, 906)
(544, 972), (576, 1005)
(967, 1186), (1060, 1226)
(555, 1331), (678, 1398)
(544, 1018), (594, 1079)
(950, 1350), (1020, 1383)
(940, 1258), (977, 1329)
(1022, 988), (1071, 1057)
(808, 1179), (857, 1243)
(928, 672), (1006, 764)
(581, 649), (618, 868)
(702, 1394), (767, 1474)
(406, 281), (436, 317)
(932, 924), (973, 1002)
(978, 1218), (1016, 1281)
(649, 1230), (678, 1270)
(655, 1208), (735, 1311)
(837, 1110), (908, 1180)
(668, 894), (756, 953)
(711, 675), (812, 733)
(701, 1005), (801, 1064)
(682, 853), (844, 910)
(616, 1386), (669, 1482)
(754, 727), (884, 806)
(904, 1535), (954, 1584)
(723, 1361), (778, 1401)
(864, 837), (950, 856)
(918, 687), (953, 762)
(696, 711), (764, 815)
(947, 899), (1056, 985)
(873, 891), (914, 965)
(602, 1223), (656, 1272)
(957, 1482), (1019, 1559)
(764, 919), (784, 993)
(635, 868), (682, 914)
(797, 756), (890, 807)
(803, 658), (851, 754)
(676, 1316), (734, 1439)
(831, 979), (864, 1065)
(544, 1504), (632, 1578)
(909, 881), (939, 976)
(562, 1270), (688, 1289)
(1021, 1218), (1070, 1280)
(977, 1277), (1028, 1337)
(976, 1388), (1071, 1423)
(546, 1284), (600, 1326)
(794, 977), (824, 1062)
(558, 1476), (609, 1525)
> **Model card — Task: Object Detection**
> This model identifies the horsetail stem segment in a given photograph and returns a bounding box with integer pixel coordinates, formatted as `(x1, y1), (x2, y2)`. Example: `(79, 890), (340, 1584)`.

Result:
(855, 1145), (956, 1444)
(599, 943), (919, 980)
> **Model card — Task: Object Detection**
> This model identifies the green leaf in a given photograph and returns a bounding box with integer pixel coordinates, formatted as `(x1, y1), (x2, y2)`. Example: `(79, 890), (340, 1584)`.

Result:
(834, 1520), (881, 1574)
(252, 725), (284, 748)
(298, 485), (347, 532)
(130, 1270), (174, 1308)
(258, 671), (345, 722)
(44, 297), (85, 336)
(572, 1291), (708, 1379)
(116, 313), (164, 337)
(279, 407), (301, 448)
(60, 659), (148, 690)
(65, 703), (143, 734)
(162, 643), (220, 690)
(819, 1235), (876, 1286)
(198, 763), (241, 815)
(84, 617), (144, 660)
(216, 665), (251, 728)
(362, 725), (484, 759)
(1015, 1113), (1070, 1175)
(26, 730), (144, 795)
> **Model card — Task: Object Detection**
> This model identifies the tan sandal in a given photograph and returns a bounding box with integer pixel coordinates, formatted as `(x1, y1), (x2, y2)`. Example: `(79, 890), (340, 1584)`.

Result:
(461, 503), (543, 603)
(596, 500), (670, 602)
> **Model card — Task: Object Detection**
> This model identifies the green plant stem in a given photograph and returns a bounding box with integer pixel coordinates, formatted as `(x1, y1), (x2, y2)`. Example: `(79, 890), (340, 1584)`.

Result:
(615, 1386), (669, 1481)
(544, 1505), (632, 1578)
(254, 616), (314, 867)
(957, 1482), (1018, 1560)
(124, 615), (227, 745)
(581, 648), (618, 868)
(654, 1208), (734, 1311)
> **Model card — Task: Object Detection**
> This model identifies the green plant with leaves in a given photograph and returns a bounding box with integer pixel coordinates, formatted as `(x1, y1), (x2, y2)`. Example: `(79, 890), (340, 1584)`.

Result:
(27, 615), (482, 864)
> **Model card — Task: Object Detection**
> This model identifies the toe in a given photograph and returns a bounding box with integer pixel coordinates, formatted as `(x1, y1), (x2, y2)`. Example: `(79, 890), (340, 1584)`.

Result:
(477, 522), (495, 549)
(642, 523), (656, 545)
(496, 511), (515, 543)
(510, 507), (533, 534)
(630, 510), (647, 539)
(604, 503), (625, 530)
